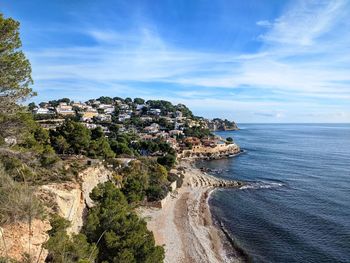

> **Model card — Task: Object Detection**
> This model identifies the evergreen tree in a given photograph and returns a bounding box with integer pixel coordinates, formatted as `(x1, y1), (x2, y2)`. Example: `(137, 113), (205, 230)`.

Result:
(0, 13), (34, 114)
(84, 182), (165, 263)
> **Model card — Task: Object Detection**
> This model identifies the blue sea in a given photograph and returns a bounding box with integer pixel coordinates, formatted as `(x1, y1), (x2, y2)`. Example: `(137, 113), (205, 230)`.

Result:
(196, 124), (350, 263)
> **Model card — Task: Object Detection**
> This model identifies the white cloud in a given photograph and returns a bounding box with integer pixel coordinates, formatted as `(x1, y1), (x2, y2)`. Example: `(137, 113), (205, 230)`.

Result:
(27, 0), (350, 122)
(259, 0), (347, 46)
(256, 20), (272, 27)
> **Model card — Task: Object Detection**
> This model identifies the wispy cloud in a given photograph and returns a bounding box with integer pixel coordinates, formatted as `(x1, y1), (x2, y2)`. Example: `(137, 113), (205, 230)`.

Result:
(258, 0), (347, 46)
(26, 0), (350, 122)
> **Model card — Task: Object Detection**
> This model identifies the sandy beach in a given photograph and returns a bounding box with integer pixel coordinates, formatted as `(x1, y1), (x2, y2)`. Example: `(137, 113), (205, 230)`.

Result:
(140, 160), (243, 263)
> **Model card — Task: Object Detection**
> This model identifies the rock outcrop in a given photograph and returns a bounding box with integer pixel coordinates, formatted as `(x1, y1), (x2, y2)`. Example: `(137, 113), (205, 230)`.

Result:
(39, 164), (112, 234)
(179, 143), (241, 160)
(0, 164), (113, 262)
(0, 219), (51, 263)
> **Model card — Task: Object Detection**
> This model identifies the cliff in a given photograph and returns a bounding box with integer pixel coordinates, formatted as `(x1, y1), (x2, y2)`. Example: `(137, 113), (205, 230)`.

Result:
(0, 219), (51, 262)
(207, 119), (239, 131)
(179, 143), (241, 159)
(39, 164), (112, 233)
(0, 164), (113, 262)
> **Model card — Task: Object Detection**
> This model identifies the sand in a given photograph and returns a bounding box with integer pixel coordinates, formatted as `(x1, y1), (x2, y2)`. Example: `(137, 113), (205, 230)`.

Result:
(140, 160), (243, 263)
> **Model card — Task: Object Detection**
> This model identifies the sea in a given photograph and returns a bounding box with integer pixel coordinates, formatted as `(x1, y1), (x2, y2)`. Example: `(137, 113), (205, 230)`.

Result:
(196, 124), (350, 263)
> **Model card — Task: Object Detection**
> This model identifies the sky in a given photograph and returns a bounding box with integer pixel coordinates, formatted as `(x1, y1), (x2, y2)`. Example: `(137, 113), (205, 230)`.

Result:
(1, 0), (350, 123)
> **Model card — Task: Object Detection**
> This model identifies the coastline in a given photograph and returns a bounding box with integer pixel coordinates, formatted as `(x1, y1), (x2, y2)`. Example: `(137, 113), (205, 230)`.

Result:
(140, 159), (244, 263)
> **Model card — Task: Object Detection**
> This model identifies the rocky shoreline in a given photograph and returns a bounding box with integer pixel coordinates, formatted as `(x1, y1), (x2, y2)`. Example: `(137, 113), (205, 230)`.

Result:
(140, 159), (245, 263)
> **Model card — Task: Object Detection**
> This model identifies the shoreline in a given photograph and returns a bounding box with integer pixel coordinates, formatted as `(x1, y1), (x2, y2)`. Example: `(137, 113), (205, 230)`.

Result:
(139, 159), (244, 263)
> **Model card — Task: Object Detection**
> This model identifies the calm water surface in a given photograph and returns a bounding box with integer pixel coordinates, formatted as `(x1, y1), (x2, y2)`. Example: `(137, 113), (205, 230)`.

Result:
(197, 124), (350, 263)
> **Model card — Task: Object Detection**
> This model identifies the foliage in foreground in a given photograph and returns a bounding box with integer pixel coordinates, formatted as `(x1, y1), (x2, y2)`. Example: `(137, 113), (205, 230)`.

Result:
(44, 215), (97, 263)
(83, 182), (165, 263)
(0, 165), (43, 225)
(0, 13), (34, 116)
(118, 160), (170, 203)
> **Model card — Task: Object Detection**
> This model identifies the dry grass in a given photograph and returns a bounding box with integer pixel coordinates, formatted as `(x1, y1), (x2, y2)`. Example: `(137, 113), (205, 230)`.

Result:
(0, 165), (43, 226)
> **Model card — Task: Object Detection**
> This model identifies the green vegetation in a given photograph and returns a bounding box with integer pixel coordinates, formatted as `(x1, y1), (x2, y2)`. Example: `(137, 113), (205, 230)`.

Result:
(0, 14), (34, 116)
(83, 182), (164, 263)
(118, 160), (171, 203)
(44, 215), (97, 263)
(49, 120), (115, 159)
(97, 96), (113, 104)
(157, 154), (176, 170)
(0, 11), (236, 263)
(184, 126), (212, 138)
(133, 98), (145, 104)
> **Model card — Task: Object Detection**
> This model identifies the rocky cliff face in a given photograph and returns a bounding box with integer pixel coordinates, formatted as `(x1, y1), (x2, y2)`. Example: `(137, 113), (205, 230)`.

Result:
(39, 164), (112, 233)
(0, 164), (113, 262)
(208, 119), (239, 131)
(179, 143), (241, 160)
(0, 219), (50, 263)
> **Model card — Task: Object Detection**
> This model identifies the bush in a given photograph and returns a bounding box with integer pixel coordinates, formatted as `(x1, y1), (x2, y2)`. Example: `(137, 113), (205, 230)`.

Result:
(84, 182), (165, 263)
(0, 165), (43, 225)
(44, 215), (97, 263)
(146, 185), (168, 202)
(40, 145), (59, 167)
(157, 154), (176, 170)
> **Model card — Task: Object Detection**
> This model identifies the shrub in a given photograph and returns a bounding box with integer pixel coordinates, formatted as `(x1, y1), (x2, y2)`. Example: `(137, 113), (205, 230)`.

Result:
(84, 182), (165, 263)
(44, 215), (97, 263)
(0, 165), (43, 225)
(146, 185), (168, 202)
(157, 154), (176, 170)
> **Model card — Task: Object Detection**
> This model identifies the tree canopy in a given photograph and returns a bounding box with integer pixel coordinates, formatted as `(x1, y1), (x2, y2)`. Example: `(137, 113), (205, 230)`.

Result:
(84, 182), (165, 263)
(0, 13), (33, 114)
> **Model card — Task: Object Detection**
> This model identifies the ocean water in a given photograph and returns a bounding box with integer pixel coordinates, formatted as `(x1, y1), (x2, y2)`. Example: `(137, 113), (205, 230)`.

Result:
(197, 124), (350, 263)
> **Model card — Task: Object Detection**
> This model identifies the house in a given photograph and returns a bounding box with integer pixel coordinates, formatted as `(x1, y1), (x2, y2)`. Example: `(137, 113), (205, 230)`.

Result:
(175, 110), (183, 118)
(169, 130), (184, 136)
(201, 138), (216, 147)
(56, 103), (75, 116)
(81, 109), (98, 121)
(118, 114), (131, 122)
(71, 102), (86, 109)
(84, 123), (97, 129)
(33, 107), (54, 115)
(149, 108), (161, 115)
(156, 131), (169, 139)
(174, 121), (184, 130)
(141, 134), (154, 141)
(104, 107), (115, 114)
(144, 123), (160, 134)
(119, 104), (129, 110)
(166, 138), (178, 148)
(136, 104), (146, 111)
(98, 104), (114, 114)
(140, 116), (153, 122)
(95, 114), (112, 122)
(184, 137), (201, 146)
(187, 119), (200, 128)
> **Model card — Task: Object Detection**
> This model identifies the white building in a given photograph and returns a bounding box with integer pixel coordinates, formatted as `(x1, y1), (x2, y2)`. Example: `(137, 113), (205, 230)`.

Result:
(56, 103), (75, 116)
(144, 123), (160, 134)
(34, 107), (53, 115)
(136, 104), (146, 111)
(149, 108), (161, 115)
(118, 114), (131, 122)
(104, 107), (115, 114)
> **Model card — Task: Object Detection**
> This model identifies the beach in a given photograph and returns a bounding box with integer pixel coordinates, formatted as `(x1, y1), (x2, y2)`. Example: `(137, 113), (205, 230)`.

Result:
(140, 160), (242, 263)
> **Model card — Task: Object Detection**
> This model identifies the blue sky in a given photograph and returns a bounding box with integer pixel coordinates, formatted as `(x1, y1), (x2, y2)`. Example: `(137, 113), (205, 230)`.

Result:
(1, 0), (350, 123)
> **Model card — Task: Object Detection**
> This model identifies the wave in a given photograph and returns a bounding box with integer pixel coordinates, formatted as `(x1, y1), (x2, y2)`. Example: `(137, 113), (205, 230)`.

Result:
(240, 181), (284, 190)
